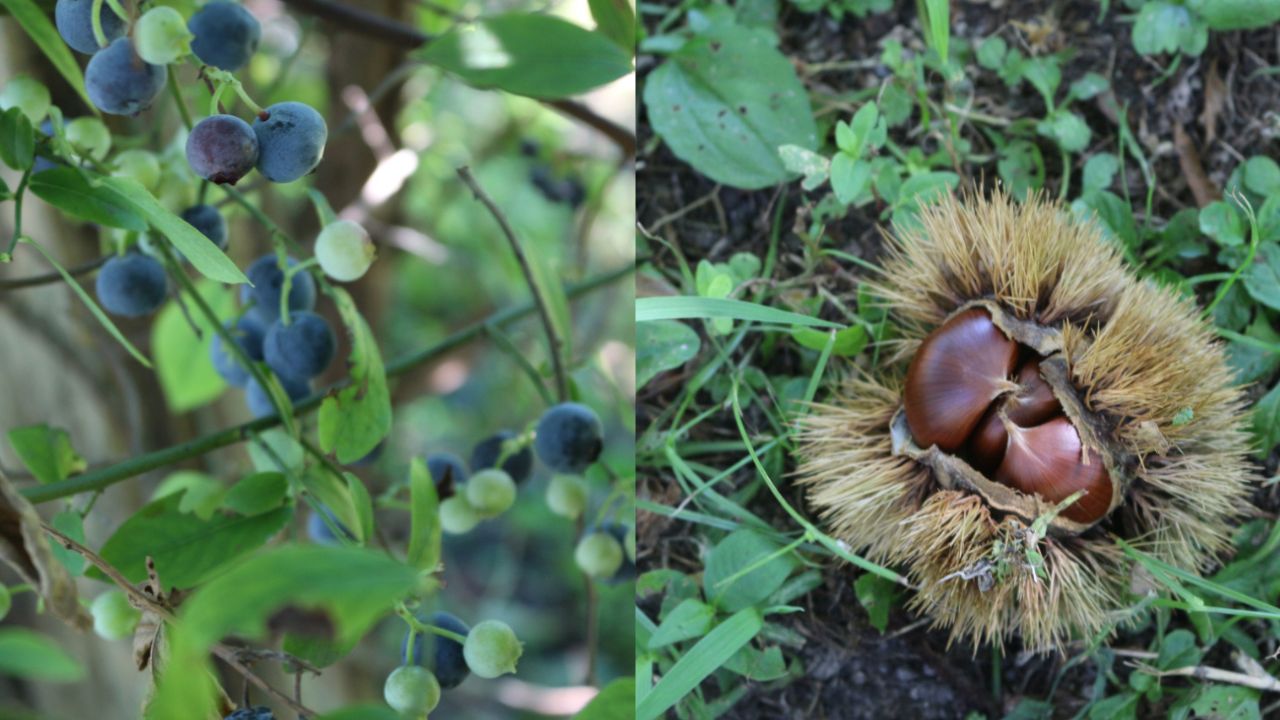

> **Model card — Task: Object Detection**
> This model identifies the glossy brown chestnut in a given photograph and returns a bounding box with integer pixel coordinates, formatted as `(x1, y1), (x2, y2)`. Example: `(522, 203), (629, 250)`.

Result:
(968, 360), (1062, 469)
(904, 308), (1019, 452)
(994, 417), (1112, 524)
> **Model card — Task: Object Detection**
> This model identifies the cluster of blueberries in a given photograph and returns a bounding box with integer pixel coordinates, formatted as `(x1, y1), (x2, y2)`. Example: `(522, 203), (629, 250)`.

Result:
(58, 0), (257, 114)
(210, 255), (336, 417)
(298, 402), (630, 714)
(57, 0), (328, 184)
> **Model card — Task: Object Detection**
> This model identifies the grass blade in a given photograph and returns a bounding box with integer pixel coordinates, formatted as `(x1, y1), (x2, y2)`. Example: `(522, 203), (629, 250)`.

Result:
(637, 296), (839, 328)
(635, 607), (763, 720)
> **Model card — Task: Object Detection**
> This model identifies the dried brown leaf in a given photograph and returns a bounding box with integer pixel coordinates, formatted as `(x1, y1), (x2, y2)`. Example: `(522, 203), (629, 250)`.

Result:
(0, 469), (90, 630)
(1200, 61), (1228, 145)
(1174, 124), (1220, 208)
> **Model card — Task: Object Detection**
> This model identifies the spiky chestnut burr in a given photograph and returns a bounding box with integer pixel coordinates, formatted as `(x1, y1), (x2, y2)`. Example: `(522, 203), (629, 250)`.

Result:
(798, 191), (1256, 650)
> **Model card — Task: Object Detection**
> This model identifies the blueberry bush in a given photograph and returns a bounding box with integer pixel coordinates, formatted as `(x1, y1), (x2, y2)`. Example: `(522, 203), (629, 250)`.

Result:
(0, 0), (635, 717)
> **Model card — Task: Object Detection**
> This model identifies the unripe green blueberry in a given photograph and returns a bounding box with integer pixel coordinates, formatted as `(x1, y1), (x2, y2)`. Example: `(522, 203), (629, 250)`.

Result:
(114, 149), (162, 192)
(315, 219), (375, 282)
(0, 75), (51, 124)
(66, 117), (111, 161)
(575, 532), (623, 579)
(465, 469), (517, 518)
(90, 589), (140, 640)
(625, 526), (636, 562)
(439, 496), (481, 534)
(383, 665), (440, 716)
(135, 6), (193, 65)
(462, 620), (522, 678)
(0, 584), (10, 622)
(545, 475), (587, 519)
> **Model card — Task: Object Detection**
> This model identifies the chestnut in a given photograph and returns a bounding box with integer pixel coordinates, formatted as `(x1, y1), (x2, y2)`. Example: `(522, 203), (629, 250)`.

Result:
(903, 308), (1018, 452)
(994, 417), (1112, 524)
(968, 359), (1061, 469)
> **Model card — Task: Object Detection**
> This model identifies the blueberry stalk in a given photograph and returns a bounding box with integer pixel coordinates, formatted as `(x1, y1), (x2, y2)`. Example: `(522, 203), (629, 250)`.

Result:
(457, 165), (568, 402)
(19, 262), (636, 504)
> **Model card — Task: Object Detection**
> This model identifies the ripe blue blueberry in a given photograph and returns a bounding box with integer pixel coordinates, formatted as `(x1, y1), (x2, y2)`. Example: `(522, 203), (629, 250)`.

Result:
(534, 403), (604, 474)
(245, 373), (310, 418)
(55, 0), (125, 54)
(187, 114), (259, 185)
(241, 255), (316, 320)
(96, 253), (167, 317)
(426, 452), (468, 486)
(470, 430), (533, 484)
(210, 313), (267, 386)
(404, 611), (471, 689)
(252, 102), (327, 183)
(188, 1), (261, 71)
(263, 311), (336, 380)
(85, 38), (167, 116)
(181, 204), (228, 249)
(307, 506), (354, 545)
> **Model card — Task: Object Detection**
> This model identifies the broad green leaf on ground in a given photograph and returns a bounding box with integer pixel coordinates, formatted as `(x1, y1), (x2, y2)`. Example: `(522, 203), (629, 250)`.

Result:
(421, 13), (632, 99)
(648, 598), (715, 649)
(635, 608), (763, 720)
(575, 677), (635, 720)
(703, 529), (795, 612)
(1244, 242), (1280, 311)
(722, 644), (787, 680)
(405, 458), (442, 573)
(1179, 684), (1261, 720)
(1241, 156), (1280, 197)
(28, 167), (147, 231)
(100, 177), (247, 284)
(152, 280), (234, 412)
(91, 493), (293, 589)
(855, 572), (897, 632)
(644, 20), (817, 189)
(0, 0), (94, 110)
(1132, 1), (1207, 56)
(1199, 201), (1245, 246)
(778, 144), (829, 191)
(0, 629), (84, 682)
(149, 546), (418, 719)
(7, 424), (85, 485)
(637, 296), (838, 328)
(0, 108), (34, 171)
(1189, 0), (1280, 30)
(637, 319), (700, 389)
(588, 0), (636, 53)
(1227, 315), (1280, 383)
(1252, 382), (1280, 459)
(317, 287), (392, 464)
